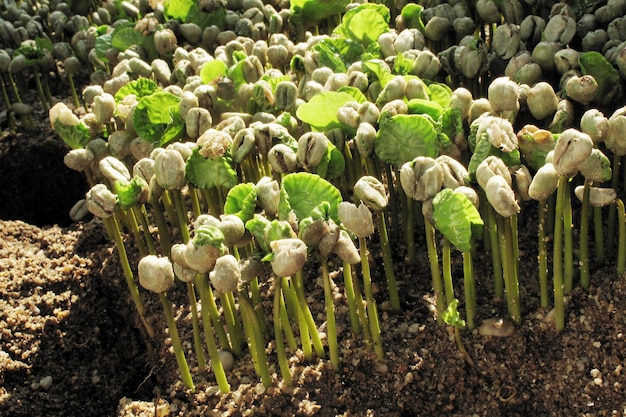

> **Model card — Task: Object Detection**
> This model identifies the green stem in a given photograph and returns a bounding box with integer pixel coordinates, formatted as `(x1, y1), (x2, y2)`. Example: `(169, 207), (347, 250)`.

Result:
(580, 179), (591, 290)
(189, 185), (202, 219)
(273, 276), (292, 386)
(538, 199), (549, 308)
(359, 237), (384, 360)
(279, 278), (298, 352)
(454, 326), (474, 367)
(292, 271), (326, 359)
(194, 274), (231, 393)
(67, 73), (81, 109)
(149, 194), (173, 257)
(137, 205), (157, 255)
(104, 216), (154, 338)
(608, 153), (621, 257)
(121, 208), (147, 258)
(0, 75), (16, 131)
(617, 199), (625, 276)
(160, 191), (179, 233)
(219, 292), (243, 357)
(238, 292), (272, 388)
(553, 175), (567, 332)
(405, 196), (416, 263)
(442, 238), (455, 307)
(594, 206), (605, 265)
(187, 282), (206, 369)
(503, 216), (521, 325)
(196, 274), (231, 351)
(201, 188), (220, 216)
(487, 206), (503, 299)
(376, 212), (400, 311)
(321, 257), (339, 370)
(384, 164), (399, 240)
(462, 251), (475, 330)
(425, 221), (445, 324)
(170, 189), (191, 243)
(158, 292), (195, 391)
(32, 66), (49, 111)
(342, 261), (362, 335)
(250, 277), (267, 334)
(563, 181), (574, 293)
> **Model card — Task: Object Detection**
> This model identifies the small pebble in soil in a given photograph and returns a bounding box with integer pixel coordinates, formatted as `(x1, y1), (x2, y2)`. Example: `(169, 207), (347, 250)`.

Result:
(478, 318), (515, 337)
(408, 323), (421, 334)
(218, 350), (234, 371)
(205, 385), (221, 397)
(39, 375), (53, 390)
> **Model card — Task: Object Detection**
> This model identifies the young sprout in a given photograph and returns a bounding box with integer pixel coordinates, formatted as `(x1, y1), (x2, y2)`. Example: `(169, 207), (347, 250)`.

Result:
(180, 226), (232, 394)
(576, 149), (613, 289)
(529, 162), (559, 308)
(552, 129), (594, 331)
(430, 188), (483, 330)
(170, 243), (205, 369)
(338, 201), (384, 359)
(268, 237), (309, 386)
(353, 176), (399, 311)
(400, 156), (445, 322)
(477, 156), (521, 325)
(605, 107), (626, 257)
(138, 255), (194, 391)
(442, 299), (474, 367)
(85, 184), (155, 338)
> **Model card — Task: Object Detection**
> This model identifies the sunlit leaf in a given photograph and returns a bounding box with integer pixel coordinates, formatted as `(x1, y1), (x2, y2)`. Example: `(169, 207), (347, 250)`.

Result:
(185, 148), (238, 190)
(431, 188), (483, 253)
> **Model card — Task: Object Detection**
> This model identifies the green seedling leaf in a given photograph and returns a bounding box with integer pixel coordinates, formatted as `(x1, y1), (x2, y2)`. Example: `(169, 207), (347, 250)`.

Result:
(195, 225), (227, 255)
(431, 188), (483, 253)
(94, 31), (112, 64)
(279, 172), (343, 224)
(115, 77), (159, 104)
(246, 214), (272, 253)
(313, 141), (345, 179)
(164, 0), (226, 29)
(439, 107), (464, 147)
(375, 114), (439, 166)
(401, 3), (425, 32)
(111, 23), (144, 52)
(407, 98), (444, 120)
(334, 3), (390, 47)
(468, 133), (521, 180)
(313, 37), (366, 73)
(362, 59), (395, 88)
(442, 299), (465, 329)
(265, 220), (295, 243)
(224, 182), (258, 223)
(114, 176), (148, 210)
(185, 148), (238, 190)
(579, 51), (622, 107)
(336, 86), (367, 103)
(14, 44), (43, 65)
(35, 37), (53, 54)
(290, 0), (350, 24)
(394, 52), (414, 75)
(163, 0), (194, 20)
(428, 82), (452, 108)
(53, 119), (90, 149)
(133, 91), (184, 146)
(296, 91), (356, 131)
(200, 60), (228, 84)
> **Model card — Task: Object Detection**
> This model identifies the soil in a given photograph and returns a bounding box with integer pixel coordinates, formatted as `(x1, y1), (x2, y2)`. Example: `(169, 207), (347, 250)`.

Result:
(1, 99), (626, 417)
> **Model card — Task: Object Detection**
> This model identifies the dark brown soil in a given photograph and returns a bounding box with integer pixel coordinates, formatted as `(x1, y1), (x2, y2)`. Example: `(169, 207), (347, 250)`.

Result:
(1, 114), (626, 417)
